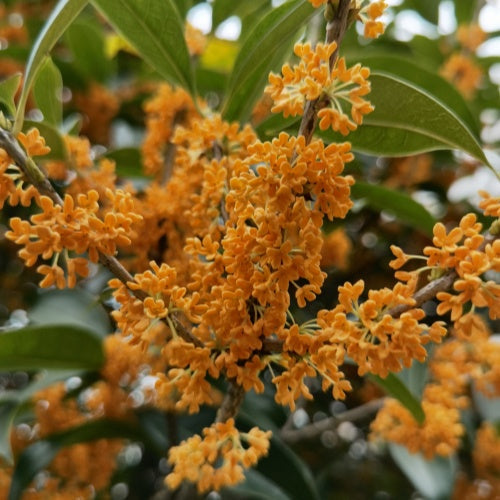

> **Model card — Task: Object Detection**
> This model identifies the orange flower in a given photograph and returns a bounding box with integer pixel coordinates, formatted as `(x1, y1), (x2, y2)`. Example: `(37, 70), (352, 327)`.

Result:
(265, 42), (373, 135)
(17, 127), (51, 157)
(441, 53), (482, 99)
(166, 419), (272, 492)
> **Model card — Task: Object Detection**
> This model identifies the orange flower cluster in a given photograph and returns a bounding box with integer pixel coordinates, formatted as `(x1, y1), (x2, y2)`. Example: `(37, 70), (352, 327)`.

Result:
(74, 83), (120, 145)
(321, 227), (352, 269)
(440, 53), (482, 99)
(370, 394), (464, 459)
(356, 0), (388, 38)
(142, 83), (199, 176)
(266, 42), (373, 135)
(166, 419), (272, 493)
(6, 189), (141, 288)
(185, 22), (207, 56)
(456, 24), (486, 52)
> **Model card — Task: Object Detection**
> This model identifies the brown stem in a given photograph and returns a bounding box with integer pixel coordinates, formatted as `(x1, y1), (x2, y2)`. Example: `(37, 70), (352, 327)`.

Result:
(216, 379), (246, 423)
(0, 127), (202, 348)
(280, 397), (385, 444)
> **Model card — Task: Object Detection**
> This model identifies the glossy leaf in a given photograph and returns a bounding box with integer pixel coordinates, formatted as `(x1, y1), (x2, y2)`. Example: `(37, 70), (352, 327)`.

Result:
(323, 73), (491, 166)
(389, 444), (458, 500)
(370, 373), (425, 424)
(103, 147), (146, 178)
(90, 0), (195, 94)
(13, 0), (89, 134)
(353, 55), (479, 135)
(222, 0), (316, 122)
(212, 0), (270, 29)
(8, 419), (148, 500)
(23, 120), (67, 160)
(65, 18), (113, 83)
(0, 74), (22, 117)
(351, 182), (436, 236)
(33, 57), (63, 126)
(0, 324), (104, 371)
(227, 469), (291, 500)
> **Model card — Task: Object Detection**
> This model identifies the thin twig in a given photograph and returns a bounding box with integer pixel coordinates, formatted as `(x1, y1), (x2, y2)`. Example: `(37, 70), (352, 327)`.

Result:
(216, 379), (246, 423)
(281, 397), (385, 444)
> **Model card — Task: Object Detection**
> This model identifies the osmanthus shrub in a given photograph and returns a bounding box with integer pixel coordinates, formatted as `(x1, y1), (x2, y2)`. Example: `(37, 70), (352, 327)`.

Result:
(0, 0), (499, 498)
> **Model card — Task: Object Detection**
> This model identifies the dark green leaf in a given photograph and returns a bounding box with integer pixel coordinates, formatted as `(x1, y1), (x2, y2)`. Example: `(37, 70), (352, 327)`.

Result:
(0, 324), (104, 371)
(370, 373), (425, 424)
(13, 0), (89, 134)
(256, 435), (320, 500)
(353, 55), (479, 135)
(102, 147), (146, 178)
(65, 18), (114, 83)
(0, 74), (22, 117)
(255, 113), (301, 140)
(225, 469), (291, 500)
(222, 0), (316, 122)
(322, 73), (491, 167)
(23, 120), (67, 160)
(33, 57), (63, 126)
(351, 182), (436, 236)
(212, 0), (270, 30)
(9, 419), (148, 500)
(90, 0), (195, 94)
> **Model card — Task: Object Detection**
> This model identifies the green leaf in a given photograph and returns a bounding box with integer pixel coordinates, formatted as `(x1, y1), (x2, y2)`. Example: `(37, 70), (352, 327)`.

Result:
(403, 0), (439, 24)
(0, 74), (22, 117)
(351, 182), (436, 236)
(453, 0), (475, 25)
(212, 0), (270, 29)
(0, 324), (104, 371)
(13, 0), (89, 135)
(23, 120), (67, 160)
(102, 147), (146, 178)
(256, 435), (320, 500)
(0, 402), (18, 464)
(222, 0), (316, 122)
(370, 373), (425, 424)
(29, 289), (111, 338)
(8, 419), (148, 500)
(226, 469), (291, 500)
(389, 444), (458, 500)
(323, 73), (491, 167)
(353, 55), (479, 136)
(65, 17), (114, 83)
(90, 0), (195, 94)
(33, 57), (63, 127)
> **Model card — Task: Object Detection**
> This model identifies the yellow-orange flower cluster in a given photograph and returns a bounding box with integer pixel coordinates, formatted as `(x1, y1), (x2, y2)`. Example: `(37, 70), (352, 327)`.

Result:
(166, 419), (272, 493)
(6, 189), (141, 288)
(440, 53), (482, 99)
(266, 42), (373, 135)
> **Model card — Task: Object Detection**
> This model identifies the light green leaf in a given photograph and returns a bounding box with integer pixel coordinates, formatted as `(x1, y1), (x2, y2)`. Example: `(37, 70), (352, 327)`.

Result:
(222, 0), (316, 122)
(65, 17), (114, 83)
(9, 419), (150, 500)
(351, 182), (436, 236)
(389, 444), (458, 500)
(370, 373), (425, 424)
(0, 324), (104, 371)
(0, 74), (22, 117)
(323, 73), (491, 167)
(33, 57), (63, 126)
(90, 0), (195, 94)
(23, 120), (67, 160)
(13, 0), (89, 135)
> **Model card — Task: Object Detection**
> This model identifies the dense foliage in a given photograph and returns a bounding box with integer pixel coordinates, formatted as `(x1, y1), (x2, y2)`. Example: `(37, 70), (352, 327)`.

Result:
(0, 0), (499, 498)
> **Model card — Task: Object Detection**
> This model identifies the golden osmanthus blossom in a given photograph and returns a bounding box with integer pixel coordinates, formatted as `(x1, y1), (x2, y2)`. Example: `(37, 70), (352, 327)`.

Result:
(473, 423), (500, 479)
(74, 83), (120, 145)
(356, 0), (388, 38)
(479, 190), (500, 218)
(6, 189), (141, 288)
(318, 279), (446, 377)
(18, 128), (51, 157)
(142, 83), (199, 176)
(456, 24), (486, 52)
(440, 53), (482, 99)
(321, 227), (352, 269)
(166, 419), (272, 493)
(370, 396), (464, 459)
(385, 154), (433, 188)
(185, 22), (207, 56)
(265, 42), (373, 135)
